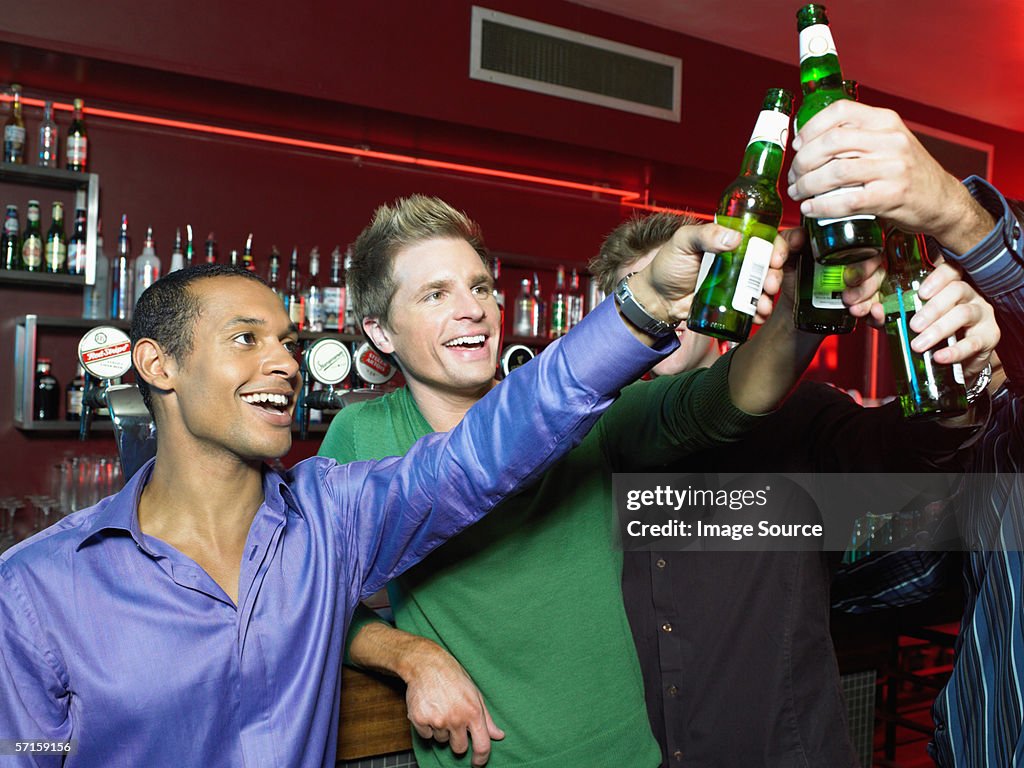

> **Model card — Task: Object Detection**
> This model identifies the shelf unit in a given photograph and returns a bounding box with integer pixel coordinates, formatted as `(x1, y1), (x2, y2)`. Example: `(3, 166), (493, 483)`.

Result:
(13, 314), (127, 430)
(13, 315), (362, 434)
(0, 163), (99, 284)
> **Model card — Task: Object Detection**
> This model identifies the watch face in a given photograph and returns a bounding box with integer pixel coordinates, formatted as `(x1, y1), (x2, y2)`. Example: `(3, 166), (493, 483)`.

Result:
(78, 326), (132, 380)
(305, 338), (352, 385)
(500, 344), (535, 377)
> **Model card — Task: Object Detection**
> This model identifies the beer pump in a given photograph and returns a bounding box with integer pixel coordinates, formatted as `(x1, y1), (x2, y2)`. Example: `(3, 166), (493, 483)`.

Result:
(299, 338), (353, 440)
(77, 327), (156, 480)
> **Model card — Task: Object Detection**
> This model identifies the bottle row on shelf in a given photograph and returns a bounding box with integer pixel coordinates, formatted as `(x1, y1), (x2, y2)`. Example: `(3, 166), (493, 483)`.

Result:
(3, 84), (89, 171)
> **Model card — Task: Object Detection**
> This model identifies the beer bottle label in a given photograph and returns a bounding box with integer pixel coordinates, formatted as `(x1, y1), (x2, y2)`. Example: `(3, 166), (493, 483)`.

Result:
(731, 236), (773, 316)
(747, 109), (790, 149)
(22, 235), (42, 268)
(68, 242), (87, 274)
(45, 240), (67, 269)
(68, 136), (88, 165)
(4, 124), (25, 145)
(811, 262), (846, 309)
(948, 337), (965, 385)
(798, 24), (838, 63)
(4, 217), (17, 236)
(695, 251), (715, 293)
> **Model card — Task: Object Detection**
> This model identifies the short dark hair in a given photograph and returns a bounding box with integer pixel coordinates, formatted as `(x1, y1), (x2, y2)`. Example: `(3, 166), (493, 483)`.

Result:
(589, 212), (698, 295)
(130, 264), (267, 417)
(349, 195), (488, 329)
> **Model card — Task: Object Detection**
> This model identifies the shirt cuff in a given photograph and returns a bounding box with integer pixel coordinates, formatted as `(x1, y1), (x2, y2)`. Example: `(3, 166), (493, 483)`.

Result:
(940, 176), (1024, 297)
(550, 295), (680, 394)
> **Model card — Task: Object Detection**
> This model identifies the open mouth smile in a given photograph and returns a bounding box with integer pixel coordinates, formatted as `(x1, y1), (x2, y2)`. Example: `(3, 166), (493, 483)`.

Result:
(443, 334), (487, 350)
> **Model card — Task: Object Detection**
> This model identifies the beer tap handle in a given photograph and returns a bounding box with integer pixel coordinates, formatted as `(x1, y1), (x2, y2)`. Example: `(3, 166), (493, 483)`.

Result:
(77, 326), (133, 441)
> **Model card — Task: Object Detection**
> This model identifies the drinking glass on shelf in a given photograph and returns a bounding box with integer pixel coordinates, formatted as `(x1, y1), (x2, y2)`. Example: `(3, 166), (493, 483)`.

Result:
(0, 496), (21, 549)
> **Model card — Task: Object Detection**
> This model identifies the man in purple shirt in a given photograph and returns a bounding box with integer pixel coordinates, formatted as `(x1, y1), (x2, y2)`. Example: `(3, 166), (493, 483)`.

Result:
(0, 218), (790, 768)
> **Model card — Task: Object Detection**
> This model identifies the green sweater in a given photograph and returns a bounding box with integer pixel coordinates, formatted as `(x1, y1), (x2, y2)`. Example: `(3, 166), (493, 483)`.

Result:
(320, 353), (754, 768)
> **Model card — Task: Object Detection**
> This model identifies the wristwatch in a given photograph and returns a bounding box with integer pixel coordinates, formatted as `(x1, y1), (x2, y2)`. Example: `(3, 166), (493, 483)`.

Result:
(965, 363), (992, 405)
(613, 274), (678, 338)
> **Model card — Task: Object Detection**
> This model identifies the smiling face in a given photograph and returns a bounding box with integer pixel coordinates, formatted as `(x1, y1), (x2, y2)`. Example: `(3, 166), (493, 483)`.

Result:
(159, 276), (302, 461)
(365, 237), (501, 402)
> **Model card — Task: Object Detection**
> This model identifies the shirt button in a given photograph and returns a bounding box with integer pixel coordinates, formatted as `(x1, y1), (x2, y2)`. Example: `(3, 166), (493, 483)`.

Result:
(936, 722), (946, 733)
(656, 558), (667, 569)
(661, 622), (673, 633)
(1013, 225), (1021, 240)
(673, 750), (683, 761)
(667, 685), (679, 697)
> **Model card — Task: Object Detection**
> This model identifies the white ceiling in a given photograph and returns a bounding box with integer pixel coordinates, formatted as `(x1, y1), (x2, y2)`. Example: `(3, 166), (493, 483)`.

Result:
(568, 0), (1024, 134)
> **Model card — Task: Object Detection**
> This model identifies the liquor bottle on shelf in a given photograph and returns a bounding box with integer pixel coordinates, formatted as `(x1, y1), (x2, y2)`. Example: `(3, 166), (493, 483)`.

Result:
(793, 79), (862, 335)
(342, 246), (358, 334)
(185, 224), (195, 268)
(512, 278), (538, 337)
(567, 268), (584, 330)
(284, 247), (305, 329)
(548, 265), (568, 339)
(67, 207), (87, 275)
(305, 246), (324, 332)
(66, 364), (85, 421)
(229, 249), (239, 267)
(2, 204), (20, 270)
(83, 221), (111, 320)
(66, 98), (88, 172)
(3, 84), (26, 164)
(531, 273), (545, 337)
(241, 232), (256, 272)
(133, 226), (161, 302)
(34, 358), (60, 421)
(37, 100), (58, 168)
(881, 227), (967, 420)
(21, 200), (43, 273)
(322, 246), (345, 332)
(44, 202), (68, 273)
(168, 227), (185, 273)
(490, 254), (505, 309)
(266, 247), (282, 296)
(111, 214), (133, 321)
(688, 87), (793, 343)
(204, 231), (218, 263)
(795, 4), (884, 265)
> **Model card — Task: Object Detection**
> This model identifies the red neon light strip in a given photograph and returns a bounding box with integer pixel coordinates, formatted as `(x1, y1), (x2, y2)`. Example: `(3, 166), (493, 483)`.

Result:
(1, 94), (643, 201)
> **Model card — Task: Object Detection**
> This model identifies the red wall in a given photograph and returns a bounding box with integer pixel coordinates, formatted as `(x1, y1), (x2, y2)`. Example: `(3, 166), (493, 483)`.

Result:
(2, 0), (1022, 494)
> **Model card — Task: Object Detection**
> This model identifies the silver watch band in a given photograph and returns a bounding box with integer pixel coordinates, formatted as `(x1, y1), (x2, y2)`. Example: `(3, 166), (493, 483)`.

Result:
(613, 275), (677, 338)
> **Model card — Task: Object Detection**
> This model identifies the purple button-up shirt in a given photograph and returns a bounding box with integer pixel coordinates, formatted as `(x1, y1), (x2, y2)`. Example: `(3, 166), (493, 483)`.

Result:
(0, 297), (673, 767)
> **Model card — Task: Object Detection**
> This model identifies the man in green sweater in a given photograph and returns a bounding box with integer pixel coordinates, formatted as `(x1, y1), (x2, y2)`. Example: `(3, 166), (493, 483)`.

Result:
(318, 195), (856, 767)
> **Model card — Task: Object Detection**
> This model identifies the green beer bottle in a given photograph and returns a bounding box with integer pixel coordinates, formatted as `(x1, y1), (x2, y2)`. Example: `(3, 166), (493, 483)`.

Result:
(793, 79), (859, 334)
(795, 4), (884, 265)
(21, 200), (43, 273)
(792, 226), (856, 334)
(44, 201), (68, 274)
(688, 88), (793, 343)
(881, 227), (967, 420)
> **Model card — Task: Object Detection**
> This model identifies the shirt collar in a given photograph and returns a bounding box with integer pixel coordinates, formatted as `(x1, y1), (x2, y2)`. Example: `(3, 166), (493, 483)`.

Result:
(74, 458), (303, 553)
(263, 462), (303, 520)
(74, 456), (157, 552)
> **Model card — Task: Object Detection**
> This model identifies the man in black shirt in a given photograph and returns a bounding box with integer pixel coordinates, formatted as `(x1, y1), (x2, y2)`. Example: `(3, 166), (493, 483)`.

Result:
(590, 213), (997, 767)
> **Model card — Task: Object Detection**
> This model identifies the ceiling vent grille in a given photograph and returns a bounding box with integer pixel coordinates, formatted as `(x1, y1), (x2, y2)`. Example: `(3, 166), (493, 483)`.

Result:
(470, 7), (681, 122)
